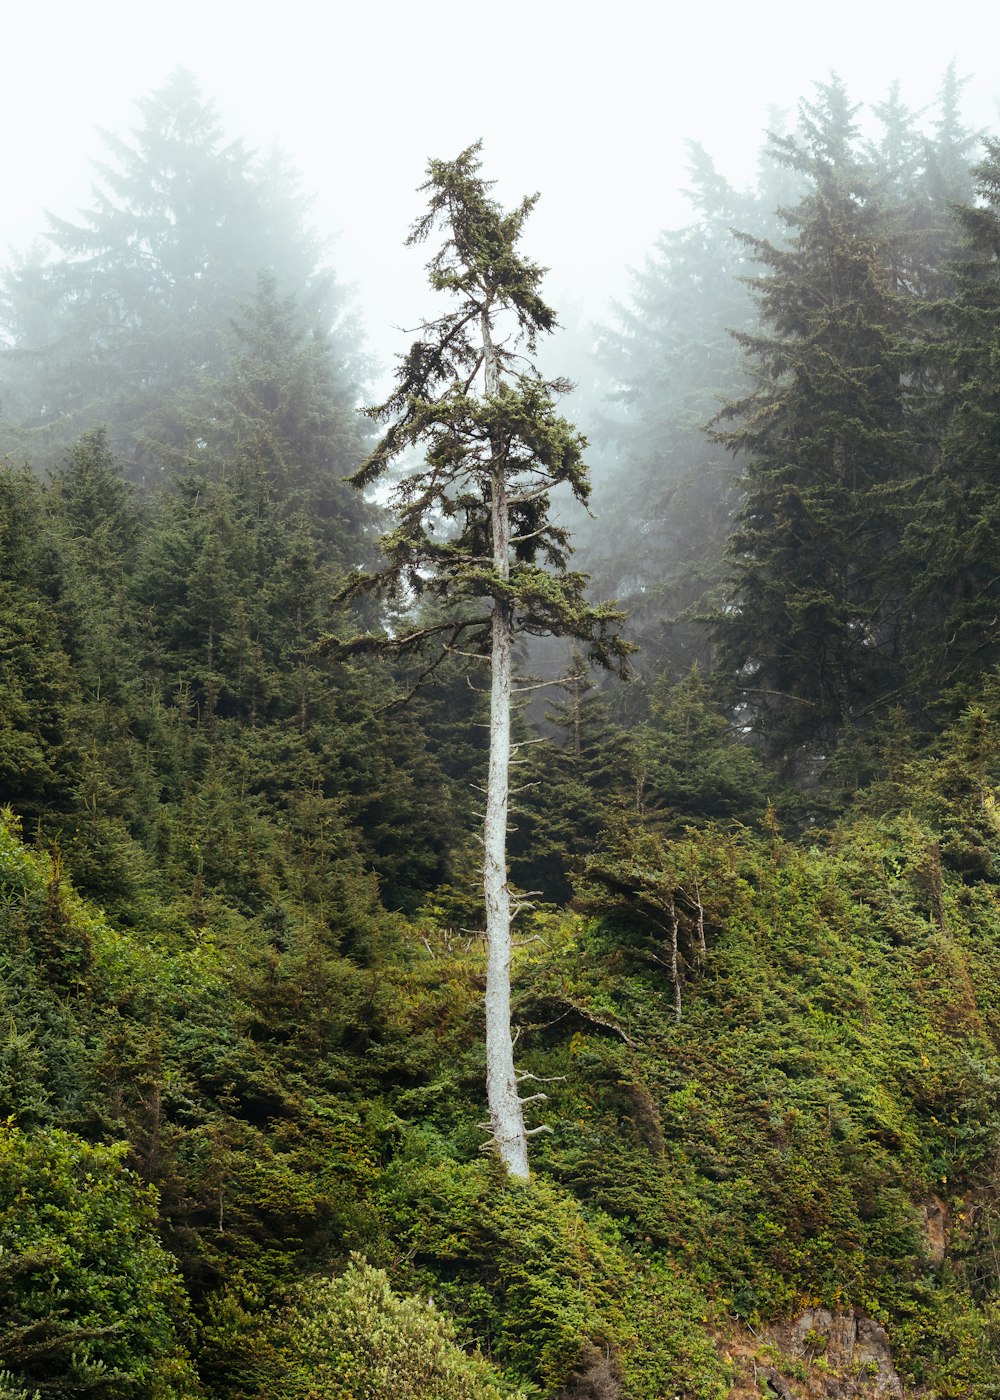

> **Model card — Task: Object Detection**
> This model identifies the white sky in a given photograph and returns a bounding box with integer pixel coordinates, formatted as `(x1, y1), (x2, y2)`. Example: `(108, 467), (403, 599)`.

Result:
(6, 0), (1000, 376)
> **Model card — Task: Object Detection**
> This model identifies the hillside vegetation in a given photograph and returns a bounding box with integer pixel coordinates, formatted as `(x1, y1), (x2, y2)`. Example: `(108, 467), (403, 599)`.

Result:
(1, 70), (999, 1398)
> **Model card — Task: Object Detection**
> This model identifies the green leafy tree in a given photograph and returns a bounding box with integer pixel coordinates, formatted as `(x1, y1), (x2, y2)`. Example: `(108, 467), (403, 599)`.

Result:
(338, 143), (630, 1177)
(276, 1256), (522, 1399)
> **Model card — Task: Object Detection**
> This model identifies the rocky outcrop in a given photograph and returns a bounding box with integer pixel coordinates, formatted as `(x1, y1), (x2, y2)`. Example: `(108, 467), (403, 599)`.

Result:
(759, 1307), (908, 1398)
(723, 1307), (918, 1398)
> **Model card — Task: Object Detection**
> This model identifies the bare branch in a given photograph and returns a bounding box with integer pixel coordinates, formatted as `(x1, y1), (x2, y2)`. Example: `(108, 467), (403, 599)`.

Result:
(538, 997), (636, 1046)
(509, 524), (555, 545)
(444, 644), (490, 662)
(513, 677), (572, 694)
(507, 483), (555, 506)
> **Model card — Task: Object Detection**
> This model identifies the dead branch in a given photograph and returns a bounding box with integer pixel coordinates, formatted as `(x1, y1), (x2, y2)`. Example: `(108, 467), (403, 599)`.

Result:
(543, 997), (636, 1047)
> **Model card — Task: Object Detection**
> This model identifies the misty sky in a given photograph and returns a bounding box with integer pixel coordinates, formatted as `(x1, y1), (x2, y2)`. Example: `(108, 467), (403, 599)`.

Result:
(7, 0), (1000, 376)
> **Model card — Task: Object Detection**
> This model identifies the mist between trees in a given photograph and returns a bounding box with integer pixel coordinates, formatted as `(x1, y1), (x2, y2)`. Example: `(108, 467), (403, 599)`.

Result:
(1, 62), (1000, 1400)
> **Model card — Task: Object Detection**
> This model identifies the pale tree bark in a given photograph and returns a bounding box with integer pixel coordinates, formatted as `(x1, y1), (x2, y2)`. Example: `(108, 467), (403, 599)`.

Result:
(481, 307), (530, 1179)
(343, 149), (627, 1179)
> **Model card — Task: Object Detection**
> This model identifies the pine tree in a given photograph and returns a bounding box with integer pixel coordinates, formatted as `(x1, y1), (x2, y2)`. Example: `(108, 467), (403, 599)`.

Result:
(338, 143), (630, 1177)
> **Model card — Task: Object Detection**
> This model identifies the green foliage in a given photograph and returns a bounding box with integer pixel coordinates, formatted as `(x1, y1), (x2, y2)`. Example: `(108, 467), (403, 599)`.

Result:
(276, 1256), (522, 1399)
(0, 1122), (198, 1396)
(1, 73), (1000, 1400)
(375, 1154), (728, 1399)
(0, 802), (386, 1322)
(533, 801), (999, 1391)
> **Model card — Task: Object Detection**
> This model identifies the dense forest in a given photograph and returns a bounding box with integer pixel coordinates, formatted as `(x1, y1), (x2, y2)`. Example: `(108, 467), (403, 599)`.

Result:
(1, 67), (1000, 1399)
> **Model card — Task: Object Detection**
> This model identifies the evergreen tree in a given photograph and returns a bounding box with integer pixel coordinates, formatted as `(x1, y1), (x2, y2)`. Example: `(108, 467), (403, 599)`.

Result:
(582, 142), (797, 680)
(0, 70), (344, 479)
(903, 139), (1000, 706)
(713, 79), (922, 775)
(923, 63), (980, 216)
(632, 665), (768, 828)
(338, 143), (630, 1177)
(187, 274), (374, 561)
(867, 69), (978, 307)
(509, 657), (633, 904)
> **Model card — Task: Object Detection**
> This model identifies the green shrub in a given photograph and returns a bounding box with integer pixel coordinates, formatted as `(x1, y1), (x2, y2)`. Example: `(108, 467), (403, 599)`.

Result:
(275, 1255), (522, 1399)
(0, 1122), (199, 1397)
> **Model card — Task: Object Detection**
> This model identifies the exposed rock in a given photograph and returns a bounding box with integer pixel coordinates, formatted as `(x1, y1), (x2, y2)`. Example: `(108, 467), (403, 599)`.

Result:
(759, 1365), (796, 1398)
(762, 1307), (907, 1397)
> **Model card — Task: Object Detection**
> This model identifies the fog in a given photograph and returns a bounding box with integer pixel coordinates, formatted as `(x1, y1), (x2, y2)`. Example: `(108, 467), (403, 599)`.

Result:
(7, 0), (1000, 378)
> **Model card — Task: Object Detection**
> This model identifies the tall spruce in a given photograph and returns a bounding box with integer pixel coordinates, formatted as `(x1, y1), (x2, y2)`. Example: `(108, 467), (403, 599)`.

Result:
(338, 144), (630, 1177)
(713, 80), (921, 775)
(904, 140), (1000, 705)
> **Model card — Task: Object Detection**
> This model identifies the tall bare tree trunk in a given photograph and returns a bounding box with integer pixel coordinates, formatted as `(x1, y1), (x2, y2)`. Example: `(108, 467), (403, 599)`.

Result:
(482, 308), (530, 1180)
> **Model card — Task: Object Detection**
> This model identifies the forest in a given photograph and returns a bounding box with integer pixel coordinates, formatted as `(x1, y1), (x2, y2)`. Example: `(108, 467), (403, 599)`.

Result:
(1, 65), (1000, 1399)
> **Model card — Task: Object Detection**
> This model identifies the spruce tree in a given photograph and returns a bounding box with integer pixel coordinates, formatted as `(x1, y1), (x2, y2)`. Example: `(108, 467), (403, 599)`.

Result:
(904, 139), (1000, 705)
(338, 144), (630, 1177)
(714, 79), (921, 774)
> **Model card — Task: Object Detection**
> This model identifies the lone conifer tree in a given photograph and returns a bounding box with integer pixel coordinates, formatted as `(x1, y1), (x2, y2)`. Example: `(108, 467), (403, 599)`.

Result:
(339, 145), (629, 1178)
